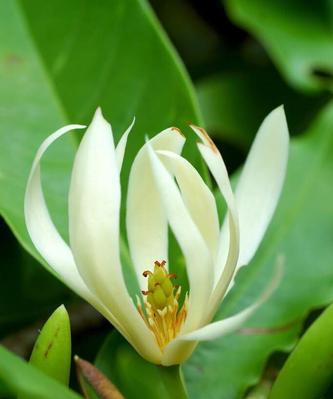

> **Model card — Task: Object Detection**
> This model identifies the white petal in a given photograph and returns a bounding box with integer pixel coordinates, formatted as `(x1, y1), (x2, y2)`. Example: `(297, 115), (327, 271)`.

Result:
(157, 150), (220, 258)
(233, 106), (289, 269)
(24, 123), (89, 294)
(23, 123), (129, 339)
(116, 117), (135, 171)
(147, 141), (214, 332)
(68, 109), (161, 363)
(190, 126), (240, 318)
(179, 257), (283, 341)
(126, 128), (185, 289)
(161, 340), (198, 366)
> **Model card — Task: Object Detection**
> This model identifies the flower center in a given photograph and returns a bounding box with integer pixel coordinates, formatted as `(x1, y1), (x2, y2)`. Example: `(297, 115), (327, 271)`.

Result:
(137, 260), (188, 350)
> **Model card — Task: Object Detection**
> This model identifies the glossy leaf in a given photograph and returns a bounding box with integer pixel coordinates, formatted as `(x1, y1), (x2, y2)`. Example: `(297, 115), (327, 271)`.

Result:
(225, 0), (333, 92)
(95, 332), (188, 399)
(29, 305), (71, 386)
(0, 345), (81, 399)
(0, 0), (201, 277)
(183, 102), (333, 398)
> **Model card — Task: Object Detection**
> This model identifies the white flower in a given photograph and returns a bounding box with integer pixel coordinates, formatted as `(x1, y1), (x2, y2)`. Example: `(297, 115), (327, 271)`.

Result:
(25, 107), (289, 366)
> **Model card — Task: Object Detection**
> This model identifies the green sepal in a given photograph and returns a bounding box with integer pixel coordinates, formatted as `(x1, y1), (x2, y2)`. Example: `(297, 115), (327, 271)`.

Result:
(269, 303), (333, 399)
(29, 305), (71, 386)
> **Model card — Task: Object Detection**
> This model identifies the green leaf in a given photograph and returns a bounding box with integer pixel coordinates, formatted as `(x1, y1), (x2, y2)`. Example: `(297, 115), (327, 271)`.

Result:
(225, 0), (333, 92)
(29, 305), (71, 386)
(269, 303), (333, 399)
(0, 0), (201, 274)
(95, 331), (188, 399)
(196, 66), (329, 150)
(0, 345), (81, 399)
(183, 101), (333, 398)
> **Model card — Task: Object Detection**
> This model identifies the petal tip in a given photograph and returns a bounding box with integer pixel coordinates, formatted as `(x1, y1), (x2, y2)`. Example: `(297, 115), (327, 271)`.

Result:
(190, 124), (218, 153)
(267, 105), (288, 132)
(170, 127), (185, 137)
(87, 107), (112, 139)
(92, 106), (110, 125)
(93, 106), (104, 120)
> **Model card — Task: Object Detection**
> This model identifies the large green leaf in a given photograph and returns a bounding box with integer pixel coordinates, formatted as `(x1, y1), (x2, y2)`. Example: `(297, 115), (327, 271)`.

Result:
(0, 345), (81, 399)
(0, 0), (201, 280)
(225, 0), (333, 92)
(183, 102), (333, 398)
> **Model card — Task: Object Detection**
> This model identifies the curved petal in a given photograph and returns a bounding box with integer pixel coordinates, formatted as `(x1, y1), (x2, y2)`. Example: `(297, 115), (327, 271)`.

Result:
(23, 123), (131, 341)
(116, 117), (135, 171)
(126, 128), (185, 289)
(157, 150), (220, 258)
(147, 141), (214, 333)
(232, 106), (289, 269)
(178, 257), (283, 341)
(24, 123), (89, 294)
(68, 108), (161, 363)
(190, 126), (240, 319)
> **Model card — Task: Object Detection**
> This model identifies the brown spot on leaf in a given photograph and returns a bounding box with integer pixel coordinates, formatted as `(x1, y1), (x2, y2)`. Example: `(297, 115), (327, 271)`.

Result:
(44, 342), (53, 358)
(43, 327), (60, 358)
(3, 54), (24, 68)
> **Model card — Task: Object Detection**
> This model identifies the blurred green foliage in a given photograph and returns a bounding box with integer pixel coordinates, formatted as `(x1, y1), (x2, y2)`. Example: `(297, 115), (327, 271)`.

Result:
(225, 0), (333, 91)
(1, 0), (333, 398)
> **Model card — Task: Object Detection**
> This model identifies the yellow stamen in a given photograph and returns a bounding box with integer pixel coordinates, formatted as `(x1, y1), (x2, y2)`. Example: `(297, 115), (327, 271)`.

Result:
(138, 260), (187, 350)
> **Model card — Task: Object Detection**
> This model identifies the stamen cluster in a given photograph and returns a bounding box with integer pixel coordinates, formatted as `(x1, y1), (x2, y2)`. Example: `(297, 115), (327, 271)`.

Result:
(137, 261), (187, 350)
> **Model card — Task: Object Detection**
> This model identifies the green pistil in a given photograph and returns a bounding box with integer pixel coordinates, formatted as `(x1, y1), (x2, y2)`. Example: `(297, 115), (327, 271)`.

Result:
(143, 261), (176, 310)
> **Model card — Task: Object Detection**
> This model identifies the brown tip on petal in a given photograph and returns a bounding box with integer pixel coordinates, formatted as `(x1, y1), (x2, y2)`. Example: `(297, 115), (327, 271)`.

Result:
(75, 356), (124, 399)
(171, 127), (185, 137)
(191, 124), (218, 153)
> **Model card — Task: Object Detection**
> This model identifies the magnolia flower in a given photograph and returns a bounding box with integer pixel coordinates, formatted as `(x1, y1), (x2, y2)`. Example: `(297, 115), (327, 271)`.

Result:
(25, 107), (288, 366)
